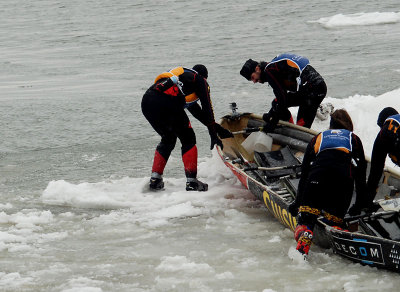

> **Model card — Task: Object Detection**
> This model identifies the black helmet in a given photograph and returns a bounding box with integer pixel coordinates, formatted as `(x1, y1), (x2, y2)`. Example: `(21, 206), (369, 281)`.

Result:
(377, 107), (398, 127)
(240, 59), (259, 80)
(192, 64), (208, 79)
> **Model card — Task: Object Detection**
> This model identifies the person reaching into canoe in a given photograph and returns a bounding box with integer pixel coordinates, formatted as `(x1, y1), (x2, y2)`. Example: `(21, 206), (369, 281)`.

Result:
(349, 107), (400, 214)
(288, 109), (367, 256)
(240, 53), (327, 131)
(141, 64), (233, 191)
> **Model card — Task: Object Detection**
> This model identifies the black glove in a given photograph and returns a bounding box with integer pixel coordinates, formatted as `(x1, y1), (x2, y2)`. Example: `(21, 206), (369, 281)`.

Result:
(262, 111), (279, 133)
(288, 201), (299, 217)
(215, 123), (233, 139)
(208, 124), (223, 150)
(262, 110), (279, 123)
(364, 201), (380, 213)
(262, 121), (276, 134)
(348, 202), (380, 217)
(347, 204), (362, 217)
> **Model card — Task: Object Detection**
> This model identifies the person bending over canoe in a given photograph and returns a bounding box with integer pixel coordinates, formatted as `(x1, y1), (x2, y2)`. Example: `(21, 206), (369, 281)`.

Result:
(349, 107), (400, 215)
(141, 64), (233, 191)
(288, 109), (367, 256)
(240, 53), (327, 131)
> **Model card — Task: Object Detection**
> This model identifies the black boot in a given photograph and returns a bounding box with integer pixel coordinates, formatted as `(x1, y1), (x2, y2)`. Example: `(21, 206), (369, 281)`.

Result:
(186, 179), (208, 191)
(149, 177), (164, 191)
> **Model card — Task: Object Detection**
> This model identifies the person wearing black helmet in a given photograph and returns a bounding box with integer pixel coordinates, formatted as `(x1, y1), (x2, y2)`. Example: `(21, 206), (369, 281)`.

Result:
(349, 107), (400, 214)
(240, 53), (327, 131)
(141, 65), (232, 191)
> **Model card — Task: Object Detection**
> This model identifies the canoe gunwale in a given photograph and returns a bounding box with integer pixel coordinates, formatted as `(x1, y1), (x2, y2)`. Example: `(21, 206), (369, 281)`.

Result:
(218, 112), (400, 273)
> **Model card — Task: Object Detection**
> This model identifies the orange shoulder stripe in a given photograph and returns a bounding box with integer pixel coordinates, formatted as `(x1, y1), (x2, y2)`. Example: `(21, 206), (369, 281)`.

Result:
(154, 67), (184, 83)
(314, 133), (322, 154)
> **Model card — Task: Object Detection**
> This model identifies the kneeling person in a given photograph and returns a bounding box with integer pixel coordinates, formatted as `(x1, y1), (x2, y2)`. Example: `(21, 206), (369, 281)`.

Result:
(288, 109), (367, 255)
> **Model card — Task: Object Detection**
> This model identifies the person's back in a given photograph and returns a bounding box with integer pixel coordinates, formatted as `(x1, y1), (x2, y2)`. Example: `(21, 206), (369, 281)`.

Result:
(310, 129), (354, 176)
(304, 128), (361, 218)
(290, 109), (367, 256)
(240, 53), (327, 129)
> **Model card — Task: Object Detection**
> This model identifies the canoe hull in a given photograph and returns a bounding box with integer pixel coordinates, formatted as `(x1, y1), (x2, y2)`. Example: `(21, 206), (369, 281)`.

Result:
(326, 223), (400, 272)
(217, 112), (400, 272)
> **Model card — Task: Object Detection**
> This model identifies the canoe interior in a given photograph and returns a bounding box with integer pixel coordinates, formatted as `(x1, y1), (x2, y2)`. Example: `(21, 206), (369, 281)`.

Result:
(218, 112), (400, 272)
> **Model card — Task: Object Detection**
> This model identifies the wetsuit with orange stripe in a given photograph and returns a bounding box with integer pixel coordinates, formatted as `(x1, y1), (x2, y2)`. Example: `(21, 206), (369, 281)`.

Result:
(141, 67), (219, 179)
(260, 53), (327, 128)
(294, 129), (367, 227)
(365, 115), (400, 207)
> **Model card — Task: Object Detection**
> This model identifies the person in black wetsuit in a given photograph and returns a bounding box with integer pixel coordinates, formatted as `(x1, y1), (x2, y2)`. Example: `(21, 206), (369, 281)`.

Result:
(141, 64), (232, 191)
(349, 107), (400, 214)
(240, 53), (327, 131)
(288, 109), (367, 256)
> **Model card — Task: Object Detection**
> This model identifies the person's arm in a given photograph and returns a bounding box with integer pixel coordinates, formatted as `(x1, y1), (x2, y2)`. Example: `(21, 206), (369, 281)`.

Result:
(288, 136), (317, 216)
(187, 103), (207, 125)
(262, 62), (299, 129)
(193, 75), (223, 150)
(188, 103), (232, 139)
(260, 69), (287, 131)
(366, 130), (390, 204)
(351, 135), (368, 209)
(296, 137), (316, 203)
(194, 76), (215, 126)
(263, 66), (289, 115)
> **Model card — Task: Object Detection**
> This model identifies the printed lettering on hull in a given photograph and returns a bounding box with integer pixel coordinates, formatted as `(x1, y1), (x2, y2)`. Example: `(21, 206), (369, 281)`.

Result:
(262, 190), (297, 231)
(331, 235), (384, 265)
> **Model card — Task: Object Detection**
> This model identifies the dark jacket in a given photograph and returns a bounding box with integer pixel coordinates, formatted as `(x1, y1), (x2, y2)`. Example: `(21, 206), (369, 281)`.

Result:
(152, 67), (216, 127)
(260, 60), (324, 116)
(366, 117), (400, 206)
(295, 130), (367, 218)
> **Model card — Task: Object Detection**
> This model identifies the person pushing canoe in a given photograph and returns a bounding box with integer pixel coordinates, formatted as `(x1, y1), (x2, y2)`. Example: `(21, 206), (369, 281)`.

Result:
(288, 109), (367, 256)
(240, 53), (327, 131)
(141, 64), (232, 191)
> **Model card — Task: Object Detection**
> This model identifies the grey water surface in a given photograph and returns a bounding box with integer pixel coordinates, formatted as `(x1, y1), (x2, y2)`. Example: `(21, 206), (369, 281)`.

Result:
(1, 0), (400, 291)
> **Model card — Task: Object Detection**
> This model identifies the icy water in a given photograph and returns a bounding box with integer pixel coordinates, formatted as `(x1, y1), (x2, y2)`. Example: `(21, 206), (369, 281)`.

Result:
(1, 0), (400, 291)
